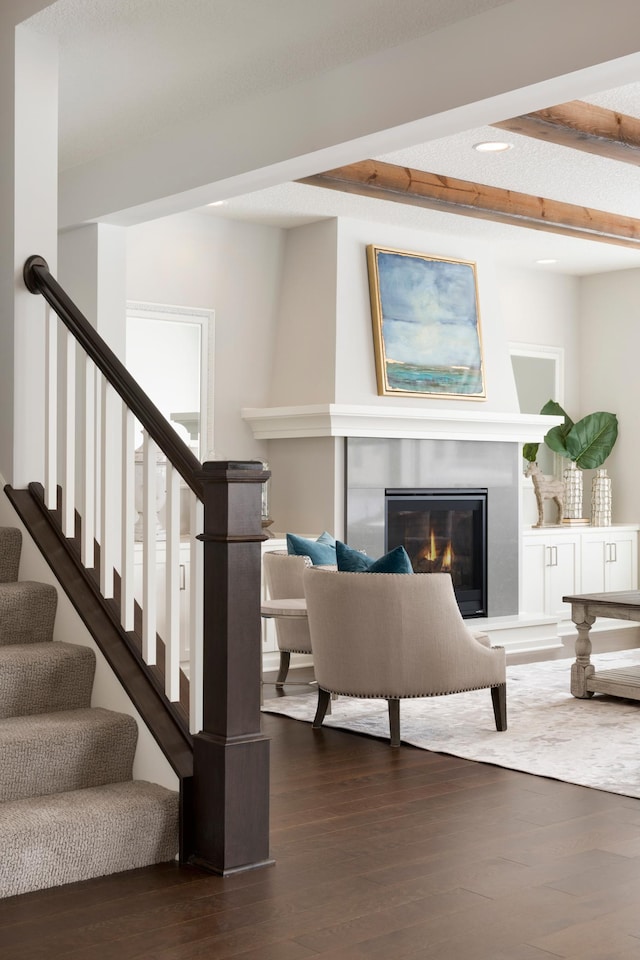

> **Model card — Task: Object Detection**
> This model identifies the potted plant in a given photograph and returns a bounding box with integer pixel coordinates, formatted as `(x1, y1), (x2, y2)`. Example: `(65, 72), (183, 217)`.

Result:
(524, 400), (619, 521)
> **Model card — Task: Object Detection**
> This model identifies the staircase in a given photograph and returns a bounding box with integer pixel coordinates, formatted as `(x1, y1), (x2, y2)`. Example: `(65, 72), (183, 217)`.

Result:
(0, 526), (179, 899)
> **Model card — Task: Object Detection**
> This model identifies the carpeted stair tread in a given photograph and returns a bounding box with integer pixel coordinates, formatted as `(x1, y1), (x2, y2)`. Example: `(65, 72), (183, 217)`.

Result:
(0, 581), (57, 645)
(0, 524), (180, 898)
(0, 642), (95, 719)
(0, 708), (138, 802)
(0, 528), (21, 583)
(0, 780), (179, 898)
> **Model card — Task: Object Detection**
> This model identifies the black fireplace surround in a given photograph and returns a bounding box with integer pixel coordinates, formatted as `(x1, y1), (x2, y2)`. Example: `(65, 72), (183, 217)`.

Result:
(386, 488), (488, 618)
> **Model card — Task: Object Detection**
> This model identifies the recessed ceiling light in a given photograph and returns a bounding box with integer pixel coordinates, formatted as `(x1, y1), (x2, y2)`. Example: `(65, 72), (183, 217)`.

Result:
(207, 200), (227, 207)
(536, 258), (558, 265)
(473, 141), (512, 153)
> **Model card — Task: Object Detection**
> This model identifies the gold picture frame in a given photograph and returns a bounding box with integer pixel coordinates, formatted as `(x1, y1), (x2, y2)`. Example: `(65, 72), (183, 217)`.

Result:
(366, 245), (486, 400)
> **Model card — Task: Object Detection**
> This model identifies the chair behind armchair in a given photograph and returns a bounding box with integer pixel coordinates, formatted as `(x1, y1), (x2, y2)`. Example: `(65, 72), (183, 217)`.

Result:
(263, 551), (313, 687)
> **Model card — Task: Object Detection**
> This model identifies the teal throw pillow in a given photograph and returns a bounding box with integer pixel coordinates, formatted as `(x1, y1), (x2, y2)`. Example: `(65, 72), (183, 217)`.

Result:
(336, 541), (413, 574)
(286, 531), (336, 565)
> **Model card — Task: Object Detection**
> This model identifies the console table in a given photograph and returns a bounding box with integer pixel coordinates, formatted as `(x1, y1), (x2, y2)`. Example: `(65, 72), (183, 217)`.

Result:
(564, 590), (640, 699)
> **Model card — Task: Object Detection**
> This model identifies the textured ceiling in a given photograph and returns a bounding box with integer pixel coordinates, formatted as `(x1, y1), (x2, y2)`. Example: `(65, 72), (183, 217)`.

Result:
(26, 0), (640, 276)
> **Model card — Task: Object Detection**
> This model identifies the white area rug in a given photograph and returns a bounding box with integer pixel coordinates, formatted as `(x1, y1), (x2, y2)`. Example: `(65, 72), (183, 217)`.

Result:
(262, 649), (640, 798)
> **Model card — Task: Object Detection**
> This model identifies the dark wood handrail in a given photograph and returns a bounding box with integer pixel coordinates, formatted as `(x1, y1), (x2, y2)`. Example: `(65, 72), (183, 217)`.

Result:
(23, 255), (203, 498)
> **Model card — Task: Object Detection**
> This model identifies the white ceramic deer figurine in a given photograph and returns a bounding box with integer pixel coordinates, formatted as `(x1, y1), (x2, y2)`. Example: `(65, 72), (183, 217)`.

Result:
(525, 461), (565, 527)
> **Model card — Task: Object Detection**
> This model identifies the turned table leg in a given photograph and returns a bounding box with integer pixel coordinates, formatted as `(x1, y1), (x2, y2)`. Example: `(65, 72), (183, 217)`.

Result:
(570, 601), (596, 698)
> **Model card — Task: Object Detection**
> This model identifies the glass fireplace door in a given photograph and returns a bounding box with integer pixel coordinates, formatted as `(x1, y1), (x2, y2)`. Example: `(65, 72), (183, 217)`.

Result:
(385, 488), (487, 618)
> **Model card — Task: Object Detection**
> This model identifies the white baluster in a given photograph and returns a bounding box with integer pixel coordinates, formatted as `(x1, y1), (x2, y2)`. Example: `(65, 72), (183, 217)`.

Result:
(100, 378), (114, 598)
(44, 308), (57, 510)
(165, 463), (181, 702)
(94, 371), (102, 546)
(81, 356), (95, 567)
(121, 406), (135, 632)
(189, 494), (204, 734)
(62, 328), (76, 537)
(142, 432), (158, 665)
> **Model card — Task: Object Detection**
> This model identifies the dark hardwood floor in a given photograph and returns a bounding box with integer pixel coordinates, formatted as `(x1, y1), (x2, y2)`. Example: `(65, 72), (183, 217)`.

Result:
(3, 638), (640, 960)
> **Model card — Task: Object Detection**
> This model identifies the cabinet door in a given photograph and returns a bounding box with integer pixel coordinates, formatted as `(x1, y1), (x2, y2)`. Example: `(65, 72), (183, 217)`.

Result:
(581, 534), (608, 594)
(178, 551), (190, 660)
(133, 545), (192, 664)
(546, 539), (580, 618)
(581, 531), (638, 594)
(606, 534), (637, 592)
(521, 535), (579, 617)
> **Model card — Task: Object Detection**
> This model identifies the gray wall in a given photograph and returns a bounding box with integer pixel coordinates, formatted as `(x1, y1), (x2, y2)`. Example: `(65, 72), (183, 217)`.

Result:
(346, 437), (520, 617)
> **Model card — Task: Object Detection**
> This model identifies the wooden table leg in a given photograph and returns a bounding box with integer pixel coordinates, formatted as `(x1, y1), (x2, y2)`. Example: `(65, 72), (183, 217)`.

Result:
(570, 601), (596, 698)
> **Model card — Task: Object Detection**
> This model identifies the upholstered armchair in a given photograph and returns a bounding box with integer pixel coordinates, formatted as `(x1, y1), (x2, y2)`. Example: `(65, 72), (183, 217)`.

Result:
(262, 551), (313, 688)
(303, 568), (507, 747)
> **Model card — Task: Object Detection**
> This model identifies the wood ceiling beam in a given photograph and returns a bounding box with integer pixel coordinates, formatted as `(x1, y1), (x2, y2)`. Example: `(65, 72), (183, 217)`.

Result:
(493, 100), (640, 165)
(298, 159), (640, 249)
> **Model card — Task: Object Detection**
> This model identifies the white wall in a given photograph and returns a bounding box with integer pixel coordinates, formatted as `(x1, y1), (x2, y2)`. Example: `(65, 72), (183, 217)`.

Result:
(0, 19), (58, 488)
(267, 217), (563, 414)
(334, 218), (519, 412)
(579, 267), (640, 524)
(124, 209), (588, 535)
(126, 211), (284, 462)
(495, 265), (581, 524)
(268, 220), (338, 406)
(267, 437), (344, 538)
(497, 265), (581, 413)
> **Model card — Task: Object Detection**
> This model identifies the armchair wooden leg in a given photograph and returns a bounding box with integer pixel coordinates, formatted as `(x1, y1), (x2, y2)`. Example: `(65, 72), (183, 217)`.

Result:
(313, 688), (331, 729)
(387, 698), (401, 747)
(491, 683), (507, 731)
(275, 651), (291, 689)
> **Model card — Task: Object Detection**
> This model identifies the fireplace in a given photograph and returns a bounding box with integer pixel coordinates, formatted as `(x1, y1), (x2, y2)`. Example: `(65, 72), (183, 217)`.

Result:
(385, 488), (488, 618)
(344, 437), (519, 618)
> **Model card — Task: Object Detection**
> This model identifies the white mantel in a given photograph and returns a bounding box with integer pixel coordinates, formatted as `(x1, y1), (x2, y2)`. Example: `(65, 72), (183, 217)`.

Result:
(242, 404), (563, 444)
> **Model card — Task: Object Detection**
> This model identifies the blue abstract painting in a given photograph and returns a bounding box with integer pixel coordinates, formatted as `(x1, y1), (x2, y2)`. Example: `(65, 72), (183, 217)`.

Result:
(367, 246), (485, 399)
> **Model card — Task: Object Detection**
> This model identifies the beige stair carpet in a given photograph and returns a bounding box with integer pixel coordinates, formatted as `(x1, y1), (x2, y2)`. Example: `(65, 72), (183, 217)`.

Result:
(0, 525), (179, 898)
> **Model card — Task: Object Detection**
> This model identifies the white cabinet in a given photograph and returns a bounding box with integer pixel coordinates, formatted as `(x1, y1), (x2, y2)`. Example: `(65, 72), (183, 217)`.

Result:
(131, 536), (293, 666)
(133, 541), (192, 662)
(521, 525), (639, 620)
(581, 527), (638, 594)
(521, 531), (581, 618)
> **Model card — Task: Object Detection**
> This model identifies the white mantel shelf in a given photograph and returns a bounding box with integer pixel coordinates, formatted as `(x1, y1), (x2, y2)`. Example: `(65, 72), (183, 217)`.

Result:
(242, 404), (563, 443)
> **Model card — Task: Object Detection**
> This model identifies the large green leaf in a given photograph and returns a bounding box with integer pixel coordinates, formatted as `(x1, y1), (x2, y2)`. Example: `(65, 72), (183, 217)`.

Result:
(565, 412), (619, 469)
(541, 400), (574, 459)
(540, 399), (572, 426)
(544, 425), (571, 459)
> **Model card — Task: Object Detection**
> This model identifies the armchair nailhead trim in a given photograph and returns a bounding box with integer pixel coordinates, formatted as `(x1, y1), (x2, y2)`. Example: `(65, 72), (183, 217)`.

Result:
(324, 683), (505, 699)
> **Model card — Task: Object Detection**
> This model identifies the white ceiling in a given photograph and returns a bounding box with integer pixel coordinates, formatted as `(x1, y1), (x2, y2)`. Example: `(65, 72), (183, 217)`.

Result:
(28, 0), (640, 277)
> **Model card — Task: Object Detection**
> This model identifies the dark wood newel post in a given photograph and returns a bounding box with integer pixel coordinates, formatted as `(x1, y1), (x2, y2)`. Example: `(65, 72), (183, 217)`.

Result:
(190, 460), (273, 875)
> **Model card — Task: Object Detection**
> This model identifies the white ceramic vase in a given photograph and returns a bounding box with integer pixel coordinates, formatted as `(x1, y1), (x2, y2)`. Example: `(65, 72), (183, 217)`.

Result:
(563, 461), (584, 520)
(591, 467), (612, 526)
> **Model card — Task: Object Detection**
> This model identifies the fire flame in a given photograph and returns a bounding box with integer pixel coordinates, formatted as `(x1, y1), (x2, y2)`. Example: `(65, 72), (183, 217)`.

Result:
(420, 530), (437, 562)
(420, 531), (454, 570)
